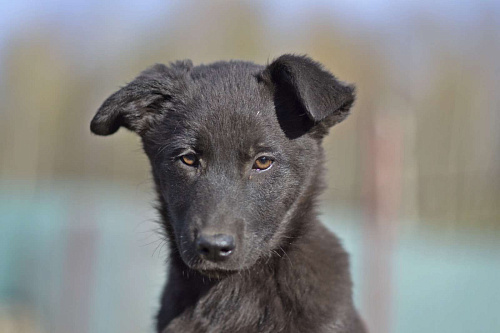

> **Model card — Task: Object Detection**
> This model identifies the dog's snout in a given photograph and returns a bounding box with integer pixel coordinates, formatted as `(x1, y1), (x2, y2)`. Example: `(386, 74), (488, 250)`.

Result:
(196, 234), (235, 262)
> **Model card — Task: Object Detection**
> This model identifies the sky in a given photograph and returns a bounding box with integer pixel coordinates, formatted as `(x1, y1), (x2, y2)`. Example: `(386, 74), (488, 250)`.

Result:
(0, 0), (499, 65)
(2, 0), (498, 39)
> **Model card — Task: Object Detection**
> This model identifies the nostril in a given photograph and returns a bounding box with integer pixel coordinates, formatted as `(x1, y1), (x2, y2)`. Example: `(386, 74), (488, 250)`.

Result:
(196, 238), (211, 255)
(198, 246), (210, 256)
(219, 246), (233, 256)
(217, 235), (235, 256)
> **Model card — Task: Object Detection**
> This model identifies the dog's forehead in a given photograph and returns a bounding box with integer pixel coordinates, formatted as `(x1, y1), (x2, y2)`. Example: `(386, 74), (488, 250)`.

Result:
(151, 61), (283, 153)
(186, 63), (278, 145)
(188, 61), (268, 110)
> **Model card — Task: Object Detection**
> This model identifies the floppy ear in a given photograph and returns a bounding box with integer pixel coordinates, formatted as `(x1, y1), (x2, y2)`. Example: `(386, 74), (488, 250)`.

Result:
(262, 54), (355, 138)
(90, 61), (192, 136)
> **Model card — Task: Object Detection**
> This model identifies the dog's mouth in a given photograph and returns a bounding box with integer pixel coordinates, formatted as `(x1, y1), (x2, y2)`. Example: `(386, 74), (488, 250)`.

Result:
(184, 255), (242, 278)
(196, 267), (238, 279)
(178, 248), (249, 279)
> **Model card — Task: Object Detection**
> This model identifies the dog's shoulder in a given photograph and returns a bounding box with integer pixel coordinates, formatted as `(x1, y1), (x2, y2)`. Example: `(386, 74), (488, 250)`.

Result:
(273, 222), (357, 332)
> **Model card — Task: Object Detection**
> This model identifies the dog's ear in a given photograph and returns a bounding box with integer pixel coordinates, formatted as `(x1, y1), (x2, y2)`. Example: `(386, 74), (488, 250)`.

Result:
(262, 54), (355, 138)
(90, 61), (192, 136)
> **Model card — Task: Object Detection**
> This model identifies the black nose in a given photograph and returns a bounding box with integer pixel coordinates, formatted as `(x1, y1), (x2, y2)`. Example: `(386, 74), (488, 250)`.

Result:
(196, 234), (235, 262)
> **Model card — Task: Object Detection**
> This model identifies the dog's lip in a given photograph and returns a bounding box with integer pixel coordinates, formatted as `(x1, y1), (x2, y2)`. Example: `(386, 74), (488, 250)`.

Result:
(196, 267), (238, 279)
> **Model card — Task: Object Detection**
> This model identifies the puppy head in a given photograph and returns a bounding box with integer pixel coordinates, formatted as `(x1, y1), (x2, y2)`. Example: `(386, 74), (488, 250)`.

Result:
(91, 55), (355, 275)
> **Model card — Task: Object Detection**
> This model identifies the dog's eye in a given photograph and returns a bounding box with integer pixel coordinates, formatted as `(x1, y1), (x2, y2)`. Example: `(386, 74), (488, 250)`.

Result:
(180, 153), (198, 167)
(253, 156), (273, 170)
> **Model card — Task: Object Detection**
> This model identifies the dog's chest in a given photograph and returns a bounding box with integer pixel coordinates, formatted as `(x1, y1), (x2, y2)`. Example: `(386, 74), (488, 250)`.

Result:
(164, 275), (287, 333)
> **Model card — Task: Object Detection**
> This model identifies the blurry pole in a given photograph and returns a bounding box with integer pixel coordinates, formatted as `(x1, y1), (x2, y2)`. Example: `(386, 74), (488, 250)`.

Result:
(362, 113), (403, 333)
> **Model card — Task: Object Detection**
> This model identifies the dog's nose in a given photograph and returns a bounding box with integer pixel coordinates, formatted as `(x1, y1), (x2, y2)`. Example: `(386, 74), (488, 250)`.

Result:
(196, 234), (235, 262)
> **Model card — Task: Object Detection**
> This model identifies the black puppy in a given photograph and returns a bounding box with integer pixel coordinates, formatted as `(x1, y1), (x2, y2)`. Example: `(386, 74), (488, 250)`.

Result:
(91, 54), (366, 333)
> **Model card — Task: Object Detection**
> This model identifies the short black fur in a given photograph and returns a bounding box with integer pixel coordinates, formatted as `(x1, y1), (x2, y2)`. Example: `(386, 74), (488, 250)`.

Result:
(91, 54), (366, 333)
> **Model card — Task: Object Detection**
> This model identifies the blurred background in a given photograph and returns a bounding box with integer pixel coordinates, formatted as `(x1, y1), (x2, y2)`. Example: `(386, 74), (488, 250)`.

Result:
(1, 1), (499, 332)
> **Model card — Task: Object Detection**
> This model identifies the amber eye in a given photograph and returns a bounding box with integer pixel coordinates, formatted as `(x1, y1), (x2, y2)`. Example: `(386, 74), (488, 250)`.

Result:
(180, 153), (198, 166)
(253, 156), (273, 170)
